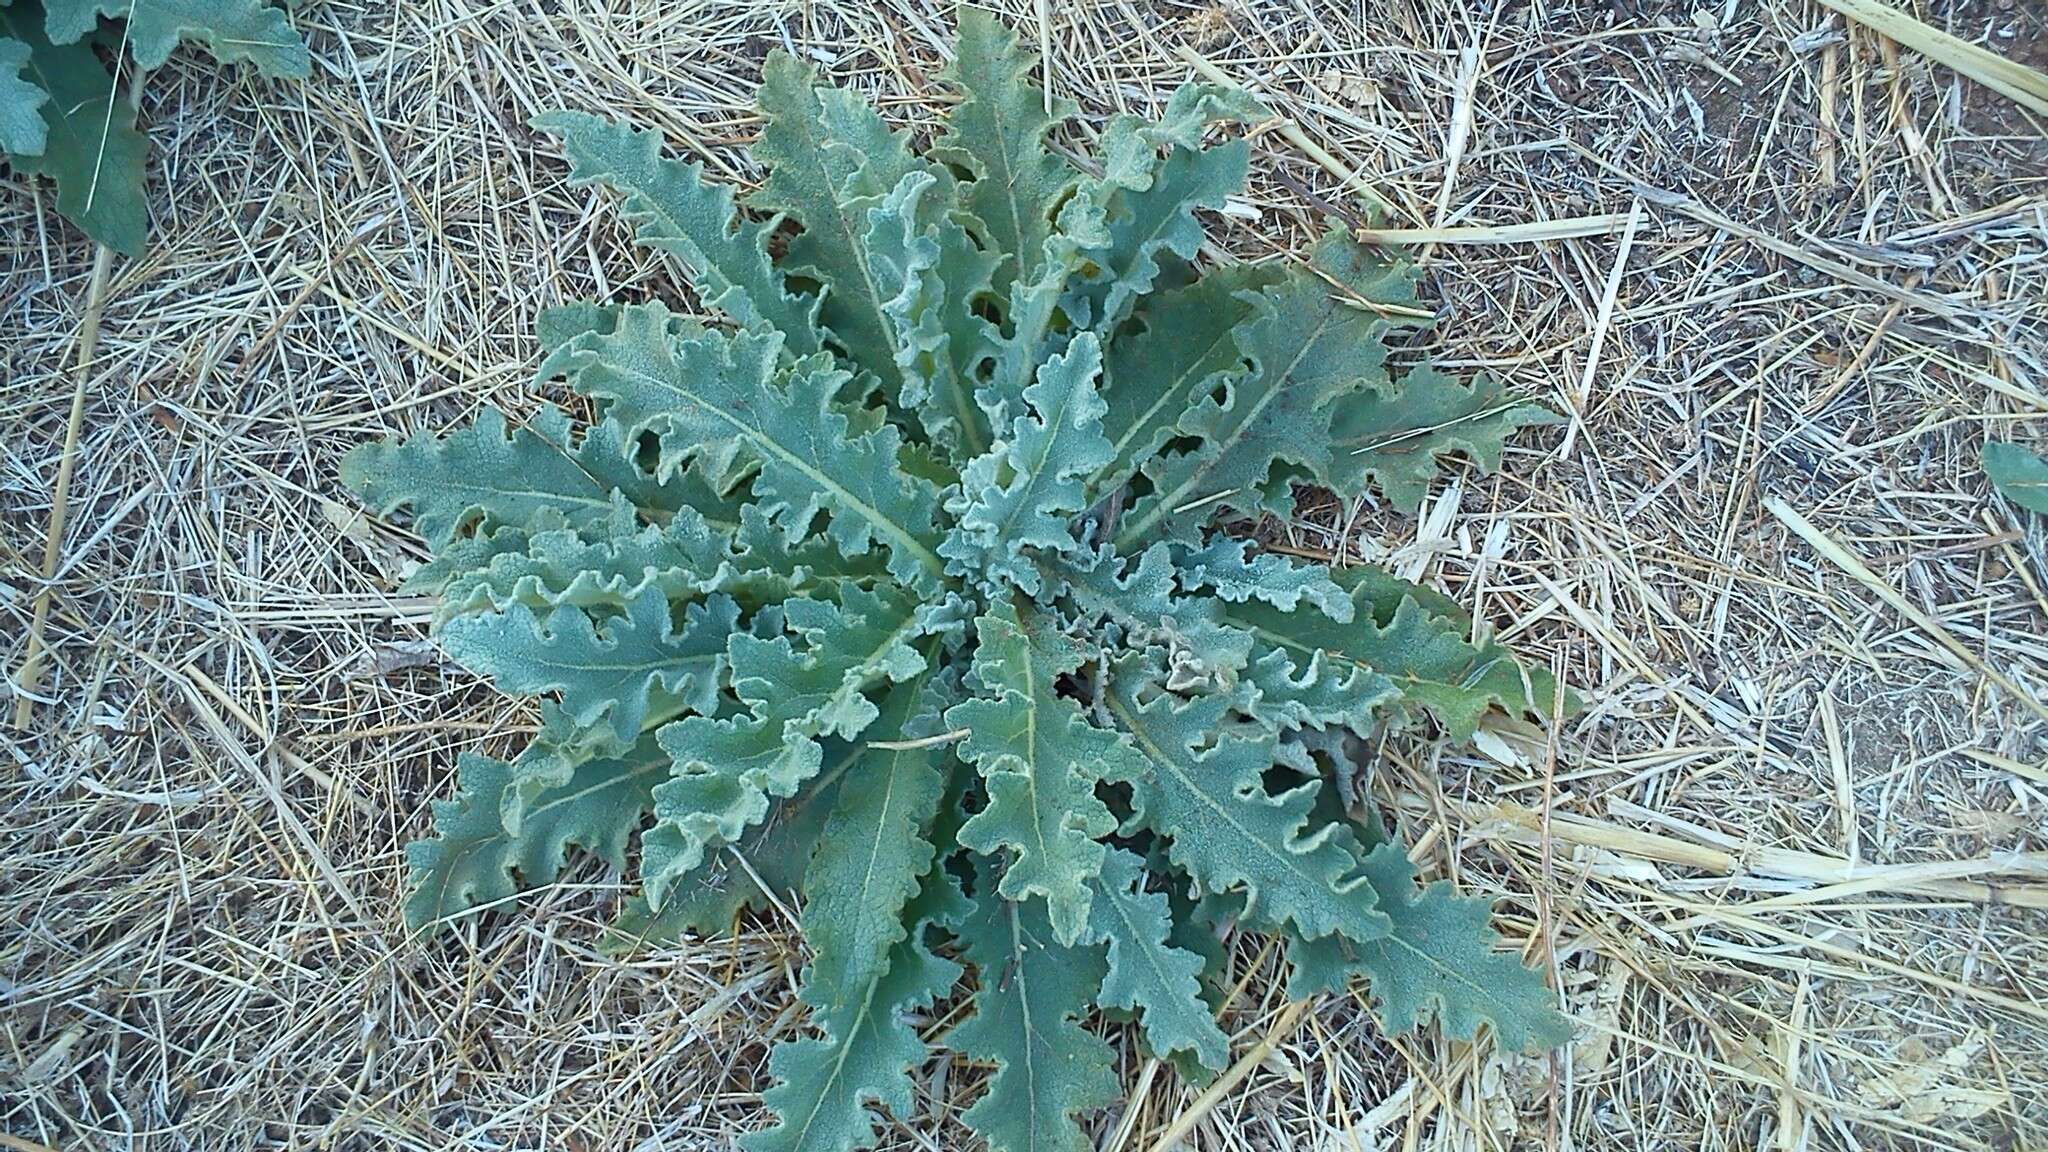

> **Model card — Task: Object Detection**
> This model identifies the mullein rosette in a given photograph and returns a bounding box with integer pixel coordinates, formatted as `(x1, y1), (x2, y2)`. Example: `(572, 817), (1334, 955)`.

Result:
(343, 11), (1570, 1151)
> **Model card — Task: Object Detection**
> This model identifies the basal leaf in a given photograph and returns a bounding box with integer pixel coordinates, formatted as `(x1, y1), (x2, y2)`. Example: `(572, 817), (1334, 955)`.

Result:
(1288, 831), (1568, 1052)
(949, 868), (1119, 1152)
(943, 332), (1113, 594)
(946, 598), (1143, 945)
(534, 111), (823, 352)
(1086, 847), (1231, 1072)
(1090, 139), (1248, 330)
(543, 305), (948, 594)
(937, 7), (1074, 294)
(1223, 571), (1557, 740)
(1094, 82), (1269, 193)
(1115, 231), (1413, 548)
(405, 735), (665, 928)
(859, 169), (994, 456)
(1090, 265), (1272, 503)
(342, 406), (664, 549)
(440, 587), (737, 747)
(642, 585), (929, 906)
(750, 860), (964, 1152)
(0, 33), (47, 155)
(1053, 542), (1252, 679)
(1326, 363), (1561, 511)
(1, 1), (146, 254)
(605, 753), (842, 950)
(751, 676), (952, 1151)
(750, 51), (934, 404)
(1105, 654), (1389, 944)
(1175, 536), (1352, 621)
(44, 0), (308, 76)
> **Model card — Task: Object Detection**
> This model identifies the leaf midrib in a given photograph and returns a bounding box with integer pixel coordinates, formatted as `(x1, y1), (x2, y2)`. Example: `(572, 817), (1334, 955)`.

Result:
(1095, 323), (1238, 497)
(607, 358), (944, 579)
(1115, 301), (1341, 548)
(1107, 691), (1386, 942)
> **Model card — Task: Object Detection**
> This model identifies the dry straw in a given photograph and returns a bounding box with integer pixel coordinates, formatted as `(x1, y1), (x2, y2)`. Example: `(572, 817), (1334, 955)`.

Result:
(4, 1), (2045, 1149)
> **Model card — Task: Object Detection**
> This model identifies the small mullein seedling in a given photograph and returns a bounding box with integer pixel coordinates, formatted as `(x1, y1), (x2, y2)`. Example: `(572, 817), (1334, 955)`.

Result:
(343, 11), (1569, 1150)
(0, 0), (308, 254)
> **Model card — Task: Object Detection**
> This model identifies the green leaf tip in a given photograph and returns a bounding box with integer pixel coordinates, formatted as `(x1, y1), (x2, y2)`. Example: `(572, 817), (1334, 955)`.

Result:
(347, 9), (1571, 1149)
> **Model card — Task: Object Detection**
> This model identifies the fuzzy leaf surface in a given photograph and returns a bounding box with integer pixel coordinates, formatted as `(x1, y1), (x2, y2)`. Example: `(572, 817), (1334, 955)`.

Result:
(943, 333), (1113, 593)
(937, 8), (1073, 292)
(643, 586), (928, 905)
(405, 736), (665, 927)
(1327, 364), (1561, 510)
(0, 34), (46, 155)
(750, 677), (952, 1151)
(44, 0), (306, 74)
(1288, 836), (1569, 1052)
(1116, 233), (1412, 547)
(0, 2), (146, 254)
(535, 111), (822, 351)
(1105, 656), (1389, 943)
(950, 875), (1119, 1152)
(543, 306), (947, 593)
(1085, 847), (1231, 1071)
(946, 598), (1143, 945)
(750, 52), (933, 402)
(1223, 573), (1556, 740)
(439, 588), (737, 746)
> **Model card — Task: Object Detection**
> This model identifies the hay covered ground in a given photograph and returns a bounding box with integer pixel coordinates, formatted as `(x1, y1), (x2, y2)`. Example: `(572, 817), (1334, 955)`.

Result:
(5, 0), (2047, 1148)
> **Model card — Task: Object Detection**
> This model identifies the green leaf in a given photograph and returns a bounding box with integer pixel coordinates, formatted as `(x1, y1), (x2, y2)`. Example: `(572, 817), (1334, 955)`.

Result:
(750, 51), (934, 402)
(1326, 364), (1561, 510)
(1222, 575), (1556, 741)
(943, 332), (1114, 595)
(433, 510), (725, 624)
(440, 587), (738, 747)
(858, 169), (994, 456)
(749, 859), (964, 1152)
(543, 305), (948, 594)
(1115, 232), (1413, 548)
(1235, 642), (1398, 734)
(1175, 537), (1352, 621)
(795, 676), (950, 998)
(342, 406), (662, 550)
(532, 111), (822, 352)
(1090, 266), (1272, 502)
(405, 735), (666, 928)
(937, 7), (1074, 294)
(946, 598), (1143, 945)
(981, 194), (1109, 430)
(643, 585), (929, 906)
(1985, 440), (2048, 514)
(1052, 542), (1252, 678)
(749, 676), (952, 1152)
(1291, 834), (1568, 1053)
(949, 869), (1119, 1152)
(1094, 82), (1269, 193)
(1104, 654), (1389, 944)
(0, 34), (48, 155)
(0, 1), (146, 255)
(44, 0), (308, 76)
(1090, 139), (1248, 329)
(605, 753), (843, 950)
(1085, 847), (1230, 1072)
